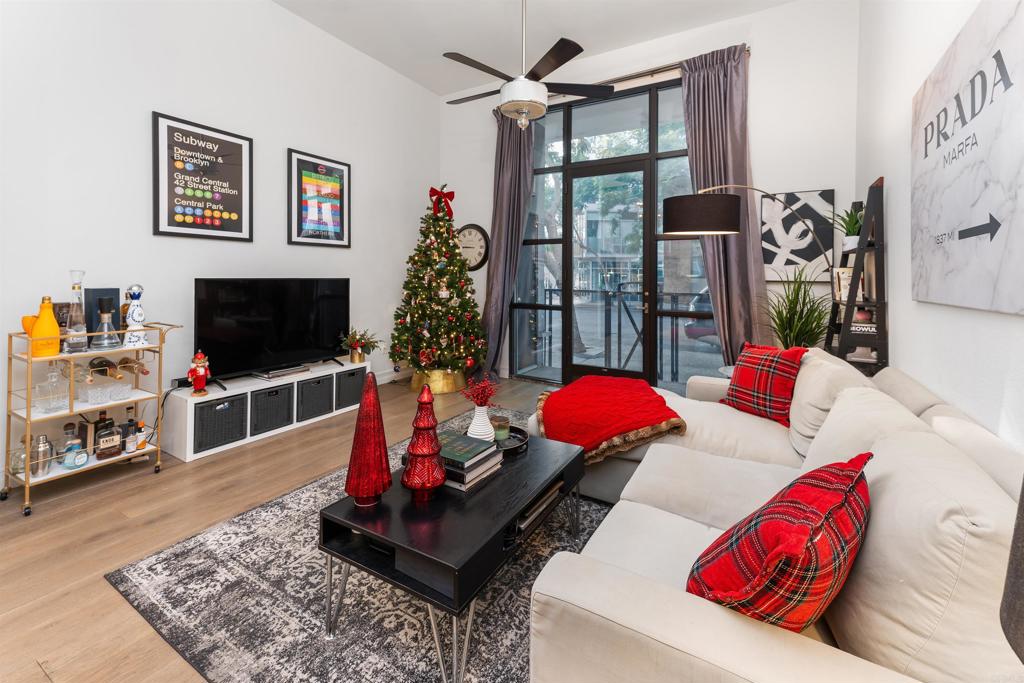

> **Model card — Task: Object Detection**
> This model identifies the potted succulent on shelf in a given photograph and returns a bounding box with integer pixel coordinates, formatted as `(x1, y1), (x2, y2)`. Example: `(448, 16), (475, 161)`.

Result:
(766, 265), (832, 349)
(344, 328), (381, 364)
(834, 208), (864, 253)
(461, 376), (498, 441)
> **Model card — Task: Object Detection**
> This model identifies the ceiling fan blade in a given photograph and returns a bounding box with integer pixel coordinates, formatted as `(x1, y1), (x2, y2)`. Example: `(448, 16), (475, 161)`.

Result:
(545, 82), (615, 98)
(443, 52), (514, 82)
(447, 89), (502, 105)
(526, 38), (583, 81)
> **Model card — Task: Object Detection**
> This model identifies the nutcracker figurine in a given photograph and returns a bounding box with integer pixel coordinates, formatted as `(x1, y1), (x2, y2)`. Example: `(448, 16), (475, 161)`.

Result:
(187, 351), (212, 397)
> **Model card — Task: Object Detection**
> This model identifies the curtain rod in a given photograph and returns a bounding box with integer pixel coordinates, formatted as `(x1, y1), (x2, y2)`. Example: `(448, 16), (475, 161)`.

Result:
(596, 46), (751, 86)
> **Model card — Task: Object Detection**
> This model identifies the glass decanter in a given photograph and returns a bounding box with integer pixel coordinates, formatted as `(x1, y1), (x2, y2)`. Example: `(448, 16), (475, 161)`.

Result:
(64, 269), (89, 353)
(90, 296), (121, 349)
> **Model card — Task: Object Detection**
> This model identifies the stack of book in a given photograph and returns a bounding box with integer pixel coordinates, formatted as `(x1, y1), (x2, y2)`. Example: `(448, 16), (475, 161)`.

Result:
(439, 432), (502, 492)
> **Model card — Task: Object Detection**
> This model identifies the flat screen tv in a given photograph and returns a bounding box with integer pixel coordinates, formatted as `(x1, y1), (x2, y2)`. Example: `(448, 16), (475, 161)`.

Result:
(195, 278), (349, 379)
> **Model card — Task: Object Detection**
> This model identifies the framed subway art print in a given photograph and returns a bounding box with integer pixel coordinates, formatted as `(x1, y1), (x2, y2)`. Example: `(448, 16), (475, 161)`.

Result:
(287, 149), (351, 248)
(153, 112), (253, 242)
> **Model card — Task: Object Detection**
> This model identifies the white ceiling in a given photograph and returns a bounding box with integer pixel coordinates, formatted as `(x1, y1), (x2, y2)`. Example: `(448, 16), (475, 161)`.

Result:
(274, 0), (791, 95)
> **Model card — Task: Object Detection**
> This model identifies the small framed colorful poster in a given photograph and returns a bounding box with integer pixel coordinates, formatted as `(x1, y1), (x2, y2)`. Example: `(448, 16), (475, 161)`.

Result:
(153, 112), (253, 241)
(287, 149), (351, 248)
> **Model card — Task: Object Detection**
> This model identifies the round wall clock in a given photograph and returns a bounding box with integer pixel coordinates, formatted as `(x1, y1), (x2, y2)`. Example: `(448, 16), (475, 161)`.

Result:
(456, 224), (490, 271)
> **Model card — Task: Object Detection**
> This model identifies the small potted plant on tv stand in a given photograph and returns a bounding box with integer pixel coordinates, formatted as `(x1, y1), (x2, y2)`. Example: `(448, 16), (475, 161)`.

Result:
(344, 328), (380, 364)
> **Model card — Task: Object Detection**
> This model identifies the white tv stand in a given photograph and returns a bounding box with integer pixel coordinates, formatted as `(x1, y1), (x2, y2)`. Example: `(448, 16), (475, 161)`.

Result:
(163, 358), (369, 462)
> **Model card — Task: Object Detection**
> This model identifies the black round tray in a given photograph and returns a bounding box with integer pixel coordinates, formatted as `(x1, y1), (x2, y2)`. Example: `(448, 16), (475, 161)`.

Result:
(496, 425), (529, 456)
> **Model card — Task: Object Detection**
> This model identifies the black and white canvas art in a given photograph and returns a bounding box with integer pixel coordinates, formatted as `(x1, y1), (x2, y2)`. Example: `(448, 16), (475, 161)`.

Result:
(760, 189), (835, 281)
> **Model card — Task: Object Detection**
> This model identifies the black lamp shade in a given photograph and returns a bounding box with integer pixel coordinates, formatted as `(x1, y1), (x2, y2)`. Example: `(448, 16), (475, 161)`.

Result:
(663, 193), (741, 236)
(1002, 491), (1024, 662)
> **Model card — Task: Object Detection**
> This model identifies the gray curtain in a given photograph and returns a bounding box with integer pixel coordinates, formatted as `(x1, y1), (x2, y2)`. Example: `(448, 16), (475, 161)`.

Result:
(481, 110), (534, 377)
(680, 43), (770, 364)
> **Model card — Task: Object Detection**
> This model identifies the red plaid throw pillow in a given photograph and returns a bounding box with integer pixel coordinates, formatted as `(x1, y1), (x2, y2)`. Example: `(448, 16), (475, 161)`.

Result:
(686, 452), (873, 632)
(722, 343), (808, 426)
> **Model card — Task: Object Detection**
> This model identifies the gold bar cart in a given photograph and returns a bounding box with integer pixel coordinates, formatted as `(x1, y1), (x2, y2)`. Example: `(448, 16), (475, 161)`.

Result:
(3, 323), (179, 516)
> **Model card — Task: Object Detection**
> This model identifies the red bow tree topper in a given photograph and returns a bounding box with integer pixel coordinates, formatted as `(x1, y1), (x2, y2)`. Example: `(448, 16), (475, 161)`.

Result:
(429, 186), (455, 219)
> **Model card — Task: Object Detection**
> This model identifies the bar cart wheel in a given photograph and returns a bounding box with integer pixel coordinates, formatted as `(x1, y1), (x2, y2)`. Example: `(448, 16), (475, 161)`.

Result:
(23, 505), (31, 516)
(154, 464), (161, 473)
(0, 489), (8, 501)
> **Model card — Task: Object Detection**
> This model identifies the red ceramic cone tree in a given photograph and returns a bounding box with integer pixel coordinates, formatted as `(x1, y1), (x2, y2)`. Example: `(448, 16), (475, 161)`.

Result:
(401, 384), (446, 501)
(344, 372), (392, 506)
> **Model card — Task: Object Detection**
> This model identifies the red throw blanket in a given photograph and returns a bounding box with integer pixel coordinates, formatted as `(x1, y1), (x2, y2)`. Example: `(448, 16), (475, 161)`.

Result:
(537, 376), (686, 464)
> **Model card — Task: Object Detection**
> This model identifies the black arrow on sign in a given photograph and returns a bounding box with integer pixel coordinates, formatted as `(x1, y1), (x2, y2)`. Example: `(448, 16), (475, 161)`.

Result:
(957, 214), (1002, 241)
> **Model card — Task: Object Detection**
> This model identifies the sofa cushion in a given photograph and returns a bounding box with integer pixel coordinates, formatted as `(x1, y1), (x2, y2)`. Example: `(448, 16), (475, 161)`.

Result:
(872, 367), (945, 416)
(686, 453), (873, 633)
(582, 499), (723, 590)
(823, 431), (1023, 683)
(921, 404), (1024, 503)
(659, 390), (803, 467)
(723, 343), (808, 427)
(803, 387), (930, 472)
(789, 348), (874, 457)
(621, 444), (799, 529)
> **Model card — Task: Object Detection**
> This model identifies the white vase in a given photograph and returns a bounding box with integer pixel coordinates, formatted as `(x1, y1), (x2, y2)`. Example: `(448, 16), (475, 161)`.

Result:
(467, 405), (495, 441)
(843, 235), (860, 252)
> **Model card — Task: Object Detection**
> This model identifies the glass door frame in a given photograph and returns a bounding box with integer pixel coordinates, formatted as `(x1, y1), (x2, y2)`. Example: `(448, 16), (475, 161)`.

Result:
(563, 158), (653, 383)
(510, 78), (698, 386)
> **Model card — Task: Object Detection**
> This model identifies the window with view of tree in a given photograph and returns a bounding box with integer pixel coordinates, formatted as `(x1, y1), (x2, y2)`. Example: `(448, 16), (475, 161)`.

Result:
(511, 82), (724, 392)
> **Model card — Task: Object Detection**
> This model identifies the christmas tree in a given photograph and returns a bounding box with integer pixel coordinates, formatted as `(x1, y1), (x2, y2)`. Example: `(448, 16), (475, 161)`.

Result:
(389, 186), (487, 374)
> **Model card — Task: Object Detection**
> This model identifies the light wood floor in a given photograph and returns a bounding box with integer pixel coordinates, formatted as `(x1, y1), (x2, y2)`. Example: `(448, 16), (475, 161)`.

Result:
(0, 377), (550, 683)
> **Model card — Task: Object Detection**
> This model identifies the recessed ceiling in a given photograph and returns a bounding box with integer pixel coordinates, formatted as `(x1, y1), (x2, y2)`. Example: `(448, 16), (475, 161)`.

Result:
(274, 0), (792, 95)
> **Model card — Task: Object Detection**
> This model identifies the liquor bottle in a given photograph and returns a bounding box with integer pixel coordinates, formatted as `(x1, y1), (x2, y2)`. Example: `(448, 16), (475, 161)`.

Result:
(90, 296), (121, 349)
(116, 357), (149, 376)
(61, 422), (87, 469)
(94, 410), (121, 460)
(124, 424), (138, 455)
(64, 269), (88, 353)
(136, 420), (148, 449)
(123, 284), (148, 348)
(120, 406), (136, 450)
(88, 357), (124, 381)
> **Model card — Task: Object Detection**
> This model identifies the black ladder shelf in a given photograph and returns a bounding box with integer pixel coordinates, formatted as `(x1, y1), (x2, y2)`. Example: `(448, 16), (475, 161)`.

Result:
(825, 177), (888, 376)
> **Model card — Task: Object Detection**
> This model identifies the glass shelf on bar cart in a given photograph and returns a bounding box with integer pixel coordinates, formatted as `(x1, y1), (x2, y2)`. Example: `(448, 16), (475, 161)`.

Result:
(12, 343), (160, 363)
(9, 445), (158, 486)
(11, 388), (159, 422)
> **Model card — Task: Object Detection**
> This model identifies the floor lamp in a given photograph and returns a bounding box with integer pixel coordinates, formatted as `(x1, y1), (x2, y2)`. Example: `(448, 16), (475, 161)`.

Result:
(663, 185), (834, 270)
(1003, 493), (1024, 661)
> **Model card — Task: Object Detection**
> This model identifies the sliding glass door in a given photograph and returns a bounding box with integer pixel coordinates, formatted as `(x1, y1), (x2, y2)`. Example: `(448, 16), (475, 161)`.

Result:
(511, 81), (724, 390)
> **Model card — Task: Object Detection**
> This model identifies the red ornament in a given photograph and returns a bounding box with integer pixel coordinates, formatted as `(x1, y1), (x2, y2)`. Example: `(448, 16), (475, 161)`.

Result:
(418, 348), (434, 367)
(465, 313), (472, 320)
(448, 315), (454, 322)
(459, 280), (466, 288)
(465, 358), (475, 369)
(343, 372), (392, 506)
(401, 385), (446, 501)
(399, 318), (406, 325)
(444, 252), (450, 258)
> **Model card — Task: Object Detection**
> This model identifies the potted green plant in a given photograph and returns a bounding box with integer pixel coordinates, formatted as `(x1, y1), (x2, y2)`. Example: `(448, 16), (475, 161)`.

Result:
(834, 208), (863, 253)
(766, 266), (831, 349)
(344, 328), (381, 364)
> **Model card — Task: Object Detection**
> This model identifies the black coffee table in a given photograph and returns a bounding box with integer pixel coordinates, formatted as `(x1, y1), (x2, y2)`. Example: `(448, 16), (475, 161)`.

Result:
(319, 435), (584, 683)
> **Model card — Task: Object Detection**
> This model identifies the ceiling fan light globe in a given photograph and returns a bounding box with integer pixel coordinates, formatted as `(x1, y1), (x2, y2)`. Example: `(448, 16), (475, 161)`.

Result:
(499, 77), (547, 126)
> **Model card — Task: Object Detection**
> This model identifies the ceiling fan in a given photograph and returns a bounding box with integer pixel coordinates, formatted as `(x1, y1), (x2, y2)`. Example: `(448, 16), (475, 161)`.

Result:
(443, 0), (614, 129)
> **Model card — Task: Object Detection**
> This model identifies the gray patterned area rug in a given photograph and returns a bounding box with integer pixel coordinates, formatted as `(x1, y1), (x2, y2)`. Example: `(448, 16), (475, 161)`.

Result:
(107, 408), (610, 683)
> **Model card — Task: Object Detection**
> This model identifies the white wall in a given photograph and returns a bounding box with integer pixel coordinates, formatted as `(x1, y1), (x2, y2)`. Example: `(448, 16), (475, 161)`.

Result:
(0, 0), (439, 483)
(855, 0), (1023, 448)
(439, 0), (863, 373)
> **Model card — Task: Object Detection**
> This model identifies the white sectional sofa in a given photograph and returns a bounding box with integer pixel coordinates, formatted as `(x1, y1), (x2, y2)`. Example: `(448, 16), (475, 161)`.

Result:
(528, 349), (1024, 683)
